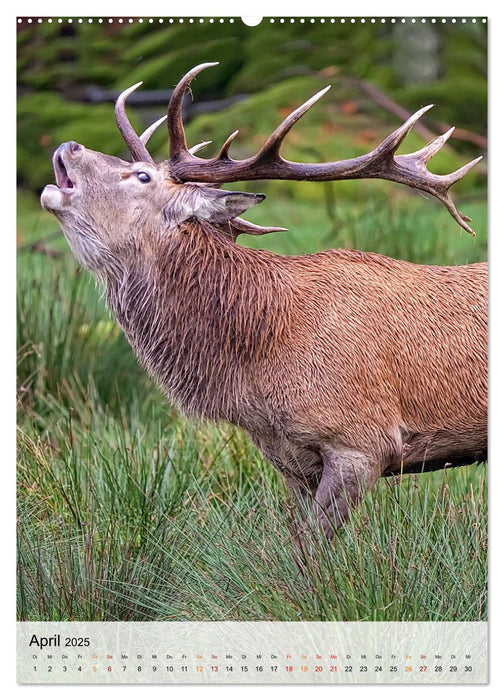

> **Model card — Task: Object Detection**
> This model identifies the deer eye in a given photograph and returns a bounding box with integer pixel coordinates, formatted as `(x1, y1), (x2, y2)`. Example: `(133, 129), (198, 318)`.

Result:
(136, 171), (151, 183)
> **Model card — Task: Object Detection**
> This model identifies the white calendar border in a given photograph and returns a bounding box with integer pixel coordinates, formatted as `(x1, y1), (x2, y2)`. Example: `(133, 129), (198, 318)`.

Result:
(6, 3), (501, 697)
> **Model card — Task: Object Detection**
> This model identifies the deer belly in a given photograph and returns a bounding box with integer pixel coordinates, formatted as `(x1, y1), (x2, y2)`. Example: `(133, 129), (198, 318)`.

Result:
(385, 424), (487, 475)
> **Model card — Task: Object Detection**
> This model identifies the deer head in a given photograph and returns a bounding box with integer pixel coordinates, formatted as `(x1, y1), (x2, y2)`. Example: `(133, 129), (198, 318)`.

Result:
(40, 156), (268, 279)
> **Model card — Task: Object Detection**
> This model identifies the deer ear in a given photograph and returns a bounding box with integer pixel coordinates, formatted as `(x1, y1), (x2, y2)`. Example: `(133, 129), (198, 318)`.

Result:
(198, 190), (266, 224)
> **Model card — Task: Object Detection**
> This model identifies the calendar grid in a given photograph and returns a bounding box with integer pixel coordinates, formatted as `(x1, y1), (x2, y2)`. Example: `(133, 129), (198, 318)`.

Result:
(17, 621), (487, 684)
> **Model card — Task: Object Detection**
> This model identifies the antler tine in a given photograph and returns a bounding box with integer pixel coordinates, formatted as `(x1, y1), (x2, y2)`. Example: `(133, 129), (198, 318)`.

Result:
(140, 115), (168, 145)
(371, 104), (434, 160)
(115, 82), (154, 163)
(410, 126), (455, 163)
(258, 86), (331, 159)
(445, 155), (483, 186)
(231, 218), (289, 235)
(141, 117), (212, 155)
(217, 130), (240, 160)
(189, 140), (213, 155)
(425, 155), (482, 235)
(167, 62), (219, 160)
(438, 192), (475, 233)
(393, 151), (483, 236)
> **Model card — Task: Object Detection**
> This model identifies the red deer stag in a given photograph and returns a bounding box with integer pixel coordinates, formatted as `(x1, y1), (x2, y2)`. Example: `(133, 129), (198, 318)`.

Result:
(41, 63), (487, 537)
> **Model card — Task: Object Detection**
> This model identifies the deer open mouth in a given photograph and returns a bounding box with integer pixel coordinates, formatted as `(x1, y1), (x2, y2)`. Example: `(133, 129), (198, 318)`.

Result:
(41, 142), (82, 212)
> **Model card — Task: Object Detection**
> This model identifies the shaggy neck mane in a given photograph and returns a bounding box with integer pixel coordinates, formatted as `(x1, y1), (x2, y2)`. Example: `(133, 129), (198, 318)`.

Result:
(105, 219), (294, 420)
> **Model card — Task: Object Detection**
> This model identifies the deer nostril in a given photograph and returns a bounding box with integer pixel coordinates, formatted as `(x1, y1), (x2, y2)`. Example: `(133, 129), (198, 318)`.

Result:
(56, 141), (82, 158)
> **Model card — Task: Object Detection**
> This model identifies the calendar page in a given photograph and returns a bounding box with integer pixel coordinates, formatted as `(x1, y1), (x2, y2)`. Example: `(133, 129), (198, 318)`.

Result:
(16, 13), (488, 685)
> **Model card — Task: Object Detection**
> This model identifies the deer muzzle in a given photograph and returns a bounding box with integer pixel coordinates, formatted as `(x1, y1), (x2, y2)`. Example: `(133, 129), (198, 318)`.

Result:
(41, 141), (83, 212)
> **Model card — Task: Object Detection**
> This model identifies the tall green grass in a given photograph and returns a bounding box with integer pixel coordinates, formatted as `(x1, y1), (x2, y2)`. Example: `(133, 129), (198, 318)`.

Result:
(17, 191), (487, 622)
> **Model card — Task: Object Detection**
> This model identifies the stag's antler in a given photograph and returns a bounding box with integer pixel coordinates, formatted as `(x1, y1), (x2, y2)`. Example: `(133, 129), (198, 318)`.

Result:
(115, 82), (155, 163)
(116, 63), (483, 235)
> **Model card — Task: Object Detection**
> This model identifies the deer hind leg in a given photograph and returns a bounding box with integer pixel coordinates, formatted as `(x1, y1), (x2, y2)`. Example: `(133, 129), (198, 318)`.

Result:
(314, 446), (379, 538)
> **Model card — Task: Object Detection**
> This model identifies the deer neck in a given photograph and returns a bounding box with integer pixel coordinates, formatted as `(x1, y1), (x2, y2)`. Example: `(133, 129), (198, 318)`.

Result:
(105, 220), (293, 420)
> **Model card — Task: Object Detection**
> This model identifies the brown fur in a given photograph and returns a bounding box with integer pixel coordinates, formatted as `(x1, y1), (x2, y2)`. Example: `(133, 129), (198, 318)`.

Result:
(41, 142), (487, 537)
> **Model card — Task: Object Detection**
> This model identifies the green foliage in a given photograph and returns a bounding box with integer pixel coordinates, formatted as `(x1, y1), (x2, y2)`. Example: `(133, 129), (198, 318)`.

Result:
(17, 92), (131, 190)
(396, 77), (487, 131)
(243, 194), (487, 265)
(121, 39), (242, 92)
(221, 23), (394, 94)
(17, 252), (158, 420)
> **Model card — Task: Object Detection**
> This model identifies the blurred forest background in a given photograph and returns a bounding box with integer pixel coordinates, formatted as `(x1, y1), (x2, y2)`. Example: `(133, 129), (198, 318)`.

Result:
(17, 19), (489, 622)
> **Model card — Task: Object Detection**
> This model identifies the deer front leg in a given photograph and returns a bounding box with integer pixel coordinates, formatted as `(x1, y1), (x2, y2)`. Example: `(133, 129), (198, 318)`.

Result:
(314, 446), (379, 538)
(251, 433), (321, 530)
